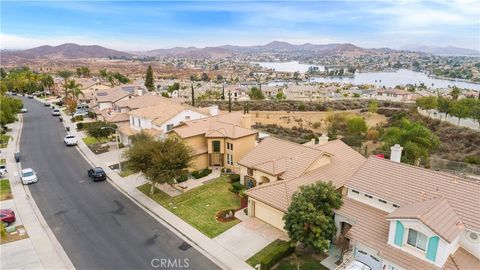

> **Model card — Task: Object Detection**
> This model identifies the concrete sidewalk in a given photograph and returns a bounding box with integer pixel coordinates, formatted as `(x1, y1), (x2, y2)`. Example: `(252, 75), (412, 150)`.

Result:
(61, 112), (253, 270)
(1, 115), (74, 270)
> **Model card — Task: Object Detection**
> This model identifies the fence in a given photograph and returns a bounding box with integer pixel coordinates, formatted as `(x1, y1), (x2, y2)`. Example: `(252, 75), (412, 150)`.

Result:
(430, 158), (480, 177)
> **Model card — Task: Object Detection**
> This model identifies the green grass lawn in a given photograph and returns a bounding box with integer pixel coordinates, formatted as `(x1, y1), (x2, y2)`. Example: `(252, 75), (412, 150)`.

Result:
(0, 135), (11, 148)
(137, 176), (240, 238)
(275, 254), (329, 270)
(0, 179), (13, 201)
(0, 159), (6, 165)
(247, 240), (294, 269)
(82, 136), (109, 146)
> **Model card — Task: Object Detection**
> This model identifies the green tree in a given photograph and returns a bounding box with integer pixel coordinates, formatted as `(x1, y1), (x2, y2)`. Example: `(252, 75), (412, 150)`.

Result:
(201, 72), (210, 81)
(42, 75), (55, 95)
(346, 117), (367, 136)
(124, 135), (193, 195)
(469, 99), (480, 128)
(283, 182), (342, 251)
(415, 96), (437, 116)
(437, 96), (453, 120)
(86, 121), (117, 141)
(327, 124), (338, 140)
(249, 87), (265, 100)
(276, 91), (286, 100)
(145, 65), (155, 91)
(57, 70), (73, 98)
(368, 100), (378, 113)
(66, 79), (84, 101)
(450, 86), (460, 100)
(451, 98), (471, 125)
(0, 96), (23, 127)
(381, 118), (440, 165)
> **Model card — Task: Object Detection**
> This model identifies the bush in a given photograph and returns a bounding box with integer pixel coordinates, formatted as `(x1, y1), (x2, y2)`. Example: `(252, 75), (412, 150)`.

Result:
(176, 171), (189, 183)
(76, 122), (84, 130)
(246, 240), (294, 270)
(118, 143), (125, 149)
(229, 174), (240, 183)
(87, 111), (96, 119)
(311, 122), (321, 129)
(191, 168), (212, 179)
(230, 181), (244, 193)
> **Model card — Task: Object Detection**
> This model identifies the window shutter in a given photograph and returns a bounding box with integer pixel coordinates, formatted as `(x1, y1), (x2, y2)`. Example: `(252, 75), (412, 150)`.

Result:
(426, 236), (439, 262)
(394, 221), (404, 246)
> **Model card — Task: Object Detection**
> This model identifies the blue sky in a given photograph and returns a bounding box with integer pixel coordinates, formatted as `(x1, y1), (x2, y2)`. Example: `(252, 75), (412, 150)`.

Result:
(1, 1), (479, 51)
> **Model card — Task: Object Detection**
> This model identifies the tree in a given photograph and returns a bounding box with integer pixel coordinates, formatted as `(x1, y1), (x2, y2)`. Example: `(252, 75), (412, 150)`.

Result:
(276, 91), (286, 100)
(437, 96), (453, 120)
(346, 117), (367, 136)
(42, 75), (55, 95)
(283, 182), (342, 251)
(0, 96), (23, 127)
(124, 135), (192, 195)
(86, 121), (117, 141)
(451, 99), (471, 125)
(249, 87), (265, 100)
(57, 70), (73, 98)
(469, 99), (480, 128)
(327, 124), (338, 141)
(145, 65), (154, 91)
(450, 86), (460, 100)
(368, 100), (378, 113)
(66, 79), (84, 101)
(381, 118), (440, 165)
(201, 72), (210, 81)
(415, 96), (437, 116)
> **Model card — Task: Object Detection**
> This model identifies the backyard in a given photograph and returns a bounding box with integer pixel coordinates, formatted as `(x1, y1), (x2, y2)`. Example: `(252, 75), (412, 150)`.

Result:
(137, 176), (241, 238)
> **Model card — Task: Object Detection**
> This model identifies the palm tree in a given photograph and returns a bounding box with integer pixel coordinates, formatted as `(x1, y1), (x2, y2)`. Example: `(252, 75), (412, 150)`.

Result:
(42, 75), (55, 95)
(381, 118), (440, 165)
(57, 70), (73, 99)
(66, 79), (84, 101)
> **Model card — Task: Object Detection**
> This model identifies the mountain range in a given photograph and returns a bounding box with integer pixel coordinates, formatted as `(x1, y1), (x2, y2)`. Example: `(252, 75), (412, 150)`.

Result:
(2, 41), (478, 60)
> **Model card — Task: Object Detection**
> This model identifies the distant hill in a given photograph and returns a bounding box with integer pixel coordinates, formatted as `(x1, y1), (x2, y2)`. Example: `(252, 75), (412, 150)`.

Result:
(402, 45), (480, 56)
(2, 43), (133, 59)
(142, 46), (235, 58)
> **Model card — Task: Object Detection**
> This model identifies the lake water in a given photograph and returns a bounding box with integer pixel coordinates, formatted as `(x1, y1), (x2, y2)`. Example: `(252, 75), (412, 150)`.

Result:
(254, 62), (480, 90)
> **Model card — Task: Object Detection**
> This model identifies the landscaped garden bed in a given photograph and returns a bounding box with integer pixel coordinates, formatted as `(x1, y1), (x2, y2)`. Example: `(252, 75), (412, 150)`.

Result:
(1, 225), (29, 245)
(0, 179), (12, 201)
(137, 176), (240, 238)
(0, 134), (11, 148)
(246, 240), (294, 270)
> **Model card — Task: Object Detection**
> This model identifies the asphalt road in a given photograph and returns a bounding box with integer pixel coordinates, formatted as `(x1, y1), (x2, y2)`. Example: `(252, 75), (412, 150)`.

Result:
(19, 97), (219, 270)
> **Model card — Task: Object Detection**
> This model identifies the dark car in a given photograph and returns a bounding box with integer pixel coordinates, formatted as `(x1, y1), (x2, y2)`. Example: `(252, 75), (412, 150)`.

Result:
(0, 209), (16, 226)
(88, 167), (107, 182)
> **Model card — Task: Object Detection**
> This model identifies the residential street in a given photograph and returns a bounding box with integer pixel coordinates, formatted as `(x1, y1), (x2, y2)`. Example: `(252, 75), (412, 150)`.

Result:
(19, 97), (219, 270)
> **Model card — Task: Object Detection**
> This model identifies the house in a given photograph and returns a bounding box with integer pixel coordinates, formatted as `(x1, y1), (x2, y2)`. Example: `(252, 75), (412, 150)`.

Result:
(117, 101), (212, 146)
(240, 137), (366, 231)
(334, 151), (480, 270)
(168, 111), (257, 171)
(376, 88), (413, 102)
(93, 87), (132, 112)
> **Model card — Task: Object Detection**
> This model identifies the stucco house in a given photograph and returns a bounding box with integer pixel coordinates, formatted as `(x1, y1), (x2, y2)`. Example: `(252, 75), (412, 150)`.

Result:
(376, 88), (413, 102)
(335, 153), (480, 270)
(240, 137), (365, 231)
(168, 112), (257, 171)
(93, 87), (132, 112)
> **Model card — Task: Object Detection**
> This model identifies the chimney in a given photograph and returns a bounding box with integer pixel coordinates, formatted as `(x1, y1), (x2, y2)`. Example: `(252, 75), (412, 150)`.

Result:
(137, 87), (143, 96)
(318, 134), (329, 145)
(241, 114), (252, 129)
(390, 144), (403, 163)
(209, 105), (219, 116)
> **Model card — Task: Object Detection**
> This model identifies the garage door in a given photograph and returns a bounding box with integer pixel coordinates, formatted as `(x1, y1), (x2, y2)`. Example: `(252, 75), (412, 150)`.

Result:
(254, 201), (285, 231)
(355, 248), (382, 270)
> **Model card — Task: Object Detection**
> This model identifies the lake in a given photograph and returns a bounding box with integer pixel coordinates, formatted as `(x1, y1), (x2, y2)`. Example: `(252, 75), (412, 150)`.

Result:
(254, 61), (480, 90)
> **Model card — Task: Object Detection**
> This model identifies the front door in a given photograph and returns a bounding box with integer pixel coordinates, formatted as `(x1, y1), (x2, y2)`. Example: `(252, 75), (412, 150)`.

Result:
(211, 153), (221, 166)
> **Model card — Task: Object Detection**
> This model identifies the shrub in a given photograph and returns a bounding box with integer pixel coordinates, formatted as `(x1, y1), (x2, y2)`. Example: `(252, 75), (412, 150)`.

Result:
(191, 168), (212, 179)
(230, 181), (244, 194)
(366, 128), (380, 141)
(246, 240), (294, 270)
(76, 122), (84, 130)
(229, 174), (240, 183)
(118, 143), (125, 149)
(176, 171), (189, 183)
(87, 111), (96, 119)
(311, 122), (321, 129)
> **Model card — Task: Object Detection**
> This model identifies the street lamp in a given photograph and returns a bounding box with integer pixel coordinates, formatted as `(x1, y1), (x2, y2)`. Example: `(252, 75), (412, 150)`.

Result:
(101, 126), (121, 172)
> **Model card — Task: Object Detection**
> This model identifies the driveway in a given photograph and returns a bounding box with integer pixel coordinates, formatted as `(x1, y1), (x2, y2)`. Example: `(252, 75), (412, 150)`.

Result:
(214, 218), (288, 260)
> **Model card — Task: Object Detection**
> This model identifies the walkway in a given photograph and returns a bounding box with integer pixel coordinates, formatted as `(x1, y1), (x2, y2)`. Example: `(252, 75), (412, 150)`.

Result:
(214, 218), (288, 261)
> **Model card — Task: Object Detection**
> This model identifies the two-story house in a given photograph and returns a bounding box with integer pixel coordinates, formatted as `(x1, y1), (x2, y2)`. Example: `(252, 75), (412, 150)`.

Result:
(168, 111), (257, 171)
(334, 147), (480, 270)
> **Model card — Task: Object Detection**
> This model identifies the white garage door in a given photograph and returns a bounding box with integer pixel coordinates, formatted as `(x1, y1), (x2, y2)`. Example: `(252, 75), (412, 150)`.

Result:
(254, 201), (285, 231)
(355, 248), (382, 270)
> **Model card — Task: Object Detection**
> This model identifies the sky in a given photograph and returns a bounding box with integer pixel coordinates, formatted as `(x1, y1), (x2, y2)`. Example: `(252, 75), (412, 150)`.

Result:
(1, 0), (479, 51)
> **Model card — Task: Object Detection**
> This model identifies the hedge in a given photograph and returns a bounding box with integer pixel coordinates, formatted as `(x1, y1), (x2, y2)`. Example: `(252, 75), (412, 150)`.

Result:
(246, 240), (294, 270)
(229, 174), (240, 183)
(230, 181), (244, 194)
(191, 168), (212, 179)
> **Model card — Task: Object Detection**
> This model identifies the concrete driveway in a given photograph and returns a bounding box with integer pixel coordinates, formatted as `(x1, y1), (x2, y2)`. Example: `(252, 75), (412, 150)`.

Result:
(214, 218), (288, 261)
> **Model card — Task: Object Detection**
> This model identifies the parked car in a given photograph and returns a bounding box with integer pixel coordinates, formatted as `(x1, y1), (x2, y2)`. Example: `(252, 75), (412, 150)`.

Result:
(0, 165), (7, 176)
(0, 209), (16, 226)
(345, 260), (372, 270)
(44, 102), (50, 107)
(21, 168), (38, 185)
(64, 134), (77, 146)
(73, 111), (88, 117)
(51, 109), (61, 116)
(21, 107), (28, 113)
(27, 95), (34, 99)
(88, 167), (107, 182)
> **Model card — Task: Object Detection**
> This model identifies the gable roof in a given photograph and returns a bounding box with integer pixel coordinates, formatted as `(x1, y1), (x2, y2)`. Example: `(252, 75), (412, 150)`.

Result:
(115, 93), (173, 110)
(346, 156), (480, 233)
(387, 197), (464, 243)
(171, 112), (256, 139)
(96, 87), (131, 103)
(246, 139), (366, 212)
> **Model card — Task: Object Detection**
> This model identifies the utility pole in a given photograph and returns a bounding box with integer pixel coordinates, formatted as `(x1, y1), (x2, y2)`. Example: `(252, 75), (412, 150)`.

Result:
(191, 83), (195, 107)
(228, 90), (232, 113)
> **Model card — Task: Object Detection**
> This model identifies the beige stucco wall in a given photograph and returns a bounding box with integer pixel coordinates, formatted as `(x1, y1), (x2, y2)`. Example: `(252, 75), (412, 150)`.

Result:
(250, 199), (286, 231)
(239, 165), (278, 186)
(207, 138), (225, 153)
(191, 153), (208, 171)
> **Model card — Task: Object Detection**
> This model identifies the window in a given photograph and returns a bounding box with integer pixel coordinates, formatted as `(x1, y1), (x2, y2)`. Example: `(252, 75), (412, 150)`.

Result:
(378, 199), (387, 204)
(166, 124), (174, 131)
(364, 194), (373, 199)
(352, 190), (360, 194)
(226, 154), (234, 165)
(407, 229), (428, 251)
(137, 118), (141, 127)
(185, 115), (190, 120)
(212, 141), (220, 152)
(226, 143), (233, 151)
(247, 168), (253, 176)
(393, 204), (400, 208)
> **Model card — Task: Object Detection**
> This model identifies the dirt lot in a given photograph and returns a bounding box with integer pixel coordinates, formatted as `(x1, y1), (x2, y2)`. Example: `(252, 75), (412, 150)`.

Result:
(251, 110), (387, 133)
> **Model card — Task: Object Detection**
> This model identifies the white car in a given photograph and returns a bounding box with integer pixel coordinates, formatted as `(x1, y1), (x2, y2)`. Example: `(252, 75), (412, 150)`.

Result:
(51, 109), (61, 116)
(0, 165), (7, 176)
(64, 134), (78, 146)
(345, 260), (372, 270)
(21, 107), (28, 113)
(21, 168), (38, 185)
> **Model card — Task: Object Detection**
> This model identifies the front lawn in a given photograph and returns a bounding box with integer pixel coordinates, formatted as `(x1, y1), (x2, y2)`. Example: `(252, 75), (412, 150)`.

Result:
(0, 179), (13, 201)
(0, 159), (6, 165)
(82, 136), (110, 146)
(137, 176), (240, 238)
(247, 240), (294, 270)
(0, 135), (10, 148)
(275, 254), (329, 270)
